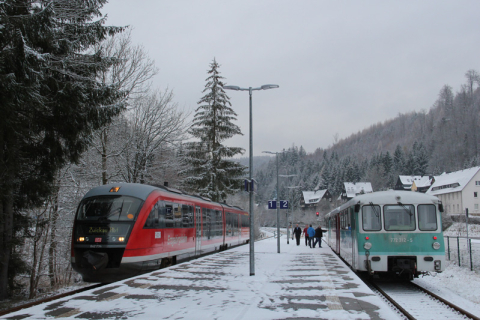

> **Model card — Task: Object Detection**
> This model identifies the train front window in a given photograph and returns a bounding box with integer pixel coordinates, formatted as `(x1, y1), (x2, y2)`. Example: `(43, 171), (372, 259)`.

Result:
(362, 205), (381, 231)
(77, 196), (142, 221)
(418, 204), (437, 231)
(384, 204), (416, 231)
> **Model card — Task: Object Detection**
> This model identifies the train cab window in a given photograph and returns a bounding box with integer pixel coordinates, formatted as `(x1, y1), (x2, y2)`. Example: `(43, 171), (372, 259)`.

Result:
(77, 195), (143, 222)
(418, 204), (437, 231)
(362, 205), (381, 231)
(384, 204), (415, 231)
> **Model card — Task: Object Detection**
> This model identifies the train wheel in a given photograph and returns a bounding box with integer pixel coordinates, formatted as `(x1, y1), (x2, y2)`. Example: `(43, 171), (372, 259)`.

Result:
(160, 256), (176, 268)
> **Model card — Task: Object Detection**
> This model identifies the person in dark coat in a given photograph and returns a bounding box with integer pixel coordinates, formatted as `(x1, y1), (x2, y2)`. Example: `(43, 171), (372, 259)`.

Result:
(303, 225), (309, 246)
(293, 224), (302, 246)
(313, 225), (323, 248)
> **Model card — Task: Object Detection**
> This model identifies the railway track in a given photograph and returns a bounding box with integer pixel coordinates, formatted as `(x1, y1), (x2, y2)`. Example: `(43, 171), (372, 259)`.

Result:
(366, 278), (479, 320)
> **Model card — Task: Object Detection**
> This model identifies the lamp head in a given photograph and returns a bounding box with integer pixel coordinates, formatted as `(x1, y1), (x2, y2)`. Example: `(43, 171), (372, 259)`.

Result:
(224, 85), (241, 91)
(261, 84), (279, 90)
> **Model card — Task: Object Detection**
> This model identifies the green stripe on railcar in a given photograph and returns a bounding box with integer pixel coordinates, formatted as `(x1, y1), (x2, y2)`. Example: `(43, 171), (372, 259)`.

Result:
(357, 232), (445, 256)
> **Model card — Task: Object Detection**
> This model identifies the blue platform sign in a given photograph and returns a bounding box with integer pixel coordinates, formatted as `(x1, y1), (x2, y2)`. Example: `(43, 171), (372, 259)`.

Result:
(268, 201), (277, 209)
(280, 200), (289, 209)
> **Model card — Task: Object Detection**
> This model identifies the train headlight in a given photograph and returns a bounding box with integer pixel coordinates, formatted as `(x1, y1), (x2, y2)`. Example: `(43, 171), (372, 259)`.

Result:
(432, 242), (441, 250)
(78, 237), (85, 242)
(364, 242), (372, 250)
(119, 237), (125, 242)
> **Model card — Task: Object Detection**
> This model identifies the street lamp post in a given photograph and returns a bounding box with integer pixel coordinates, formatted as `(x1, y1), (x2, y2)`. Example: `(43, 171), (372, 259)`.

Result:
(224, 84), (279, 275)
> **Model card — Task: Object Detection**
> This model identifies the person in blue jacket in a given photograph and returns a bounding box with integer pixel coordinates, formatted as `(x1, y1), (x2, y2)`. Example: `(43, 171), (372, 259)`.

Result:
(307, 224), (315, 248)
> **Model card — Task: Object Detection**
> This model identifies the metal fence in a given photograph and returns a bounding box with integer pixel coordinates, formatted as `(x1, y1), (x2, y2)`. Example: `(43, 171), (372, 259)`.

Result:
(444, 236), (480, 272)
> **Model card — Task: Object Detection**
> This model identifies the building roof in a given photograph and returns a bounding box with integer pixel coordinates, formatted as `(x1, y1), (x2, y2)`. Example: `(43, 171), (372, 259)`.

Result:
(411, 176), (434, 188)
(426, 166), (480, 196)
(302, 189), (328, 204)
(343, 182), (373, 198)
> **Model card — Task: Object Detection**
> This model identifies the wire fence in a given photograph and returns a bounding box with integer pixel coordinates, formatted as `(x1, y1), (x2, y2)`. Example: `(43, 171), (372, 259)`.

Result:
(444, 236), (480, 272)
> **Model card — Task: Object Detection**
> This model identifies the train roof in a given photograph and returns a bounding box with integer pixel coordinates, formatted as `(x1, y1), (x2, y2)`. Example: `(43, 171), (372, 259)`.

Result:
(81, 183), (158, 201)
(80, 183), (245, 212)
(325, 190), (441, 218)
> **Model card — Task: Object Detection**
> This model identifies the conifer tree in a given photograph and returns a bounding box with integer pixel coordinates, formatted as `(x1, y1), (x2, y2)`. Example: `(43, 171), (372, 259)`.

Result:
(180, 59), (246, 202)
(0, 0), (123, 299)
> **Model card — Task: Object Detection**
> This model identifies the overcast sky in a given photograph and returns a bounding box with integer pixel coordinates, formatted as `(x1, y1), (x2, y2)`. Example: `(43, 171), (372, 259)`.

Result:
(101, 1), (480, 157)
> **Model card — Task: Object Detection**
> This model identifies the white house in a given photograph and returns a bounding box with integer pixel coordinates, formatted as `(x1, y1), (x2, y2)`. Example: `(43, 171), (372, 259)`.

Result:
(395, 175), (434, 192)
(301, 189), (332, 208)
(426, 166), (480, 216)
(341, 182), (373, 201)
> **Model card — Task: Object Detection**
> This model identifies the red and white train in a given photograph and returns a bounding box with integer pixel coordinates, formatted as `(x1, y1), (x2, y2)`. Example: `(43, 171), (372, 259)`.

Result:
(71, 183), (249, 282)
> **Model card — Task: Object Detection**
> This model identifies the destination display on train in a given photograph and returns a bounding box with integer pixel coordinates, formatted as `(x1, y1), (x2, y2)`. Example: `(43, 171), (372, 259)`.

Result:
(76, 224), (131, 236)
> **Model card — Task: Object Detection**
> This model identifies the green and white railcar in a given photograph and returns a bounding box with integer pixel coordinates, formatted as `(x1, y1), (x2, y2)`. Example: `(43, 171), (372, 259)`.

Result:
(325, 190), (445, 280)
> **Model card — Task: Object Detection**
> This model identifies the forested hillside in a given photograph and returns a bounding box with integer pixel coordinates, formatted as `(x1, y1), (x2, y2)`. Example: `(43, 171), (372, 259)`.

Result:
(255, 70), (480, 222)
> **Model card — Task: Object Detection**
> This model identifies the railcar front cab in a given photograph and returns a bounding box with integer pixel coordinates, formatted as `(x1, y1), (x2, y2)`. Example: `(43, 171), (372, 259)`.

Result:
(358, 197), (445, 280)
(71, 186), (143, 281)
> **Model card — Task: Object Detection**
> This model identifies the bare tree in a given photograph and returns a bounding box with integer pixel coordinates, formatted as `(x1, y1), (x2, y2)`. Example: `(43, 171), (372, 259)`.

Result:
(121, 89), (190, 184)
(92, 30), (158, 184)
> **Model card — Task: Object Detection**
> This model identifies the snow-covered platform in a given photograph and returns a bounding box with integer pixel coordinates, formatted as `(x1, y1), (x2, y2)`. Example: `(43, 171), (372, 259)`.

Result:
(3, 236), (401, 319)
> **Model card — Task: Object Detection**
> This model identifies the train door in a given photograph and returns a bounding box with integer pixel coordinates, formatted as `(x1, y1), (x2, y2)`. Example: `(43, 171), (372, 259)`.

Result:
(336, 214), (341, 253)
(195, 206), (202, 255)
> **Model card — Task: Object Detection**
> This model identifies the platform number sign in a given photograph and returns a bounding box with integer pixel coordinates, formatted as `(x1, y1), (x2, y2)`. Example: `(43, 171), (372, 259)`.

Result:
(268, 200), (289, 209)
(268, 201), (277, 209)
(280, 200), (289, 209)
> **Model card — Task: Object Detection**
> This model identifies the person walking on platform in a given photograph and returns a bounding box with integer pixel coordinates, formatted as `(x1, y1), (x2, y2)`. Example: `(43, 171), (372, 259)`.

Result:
(303, 225), (309, 246)
(293, 224), (302, 246)
(313, 225), (323, 248)
(307, 225), (315, 248)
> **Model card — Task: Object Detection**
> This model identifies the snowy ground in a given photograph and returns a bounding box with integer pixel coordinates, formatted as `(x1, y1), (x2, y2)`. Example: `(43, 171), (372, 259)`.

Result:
(1, 225), (478, 319)
(412, 222), (480, 314)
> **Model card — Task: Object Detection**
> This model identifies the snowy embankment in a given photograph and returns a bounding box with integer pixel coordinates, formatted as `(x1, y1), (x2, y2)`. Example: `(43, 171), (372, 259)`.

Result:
(413, 222), (480, 315)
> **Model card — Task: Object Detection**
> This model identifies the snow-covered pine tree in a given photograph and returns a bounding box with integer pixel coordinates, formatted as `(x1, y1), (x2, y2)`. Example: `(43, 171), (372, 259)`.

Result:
(180, 59), (246, 202)
(0, 0), (124, 299)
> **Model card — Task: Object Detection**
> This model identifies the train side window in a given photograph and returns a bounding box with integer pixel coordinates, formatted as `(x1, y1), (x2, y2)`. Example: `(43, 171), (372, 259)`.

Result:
(173, 203), (181, 228)
(144, 203), (157, 228)
(362, 205), (381, 231)
(215, 210), (222, 237)
(182, 205), (194, 228)
(203, 208), (211, 239)
(165, 203), (174, 228)
(384, 204), (415, 231)
(418, 204), (437, 231)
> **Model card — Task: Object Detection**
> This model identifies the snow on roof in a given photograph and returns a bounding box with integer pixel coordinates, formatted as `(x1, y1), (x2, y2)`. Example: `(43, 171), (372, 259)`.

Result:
(427, 166), (480, 196)
(399, 175), (432, 185)
(302, 189), (328, 204)
(343, 182), (373, 198)
(412, 176), (434, 188)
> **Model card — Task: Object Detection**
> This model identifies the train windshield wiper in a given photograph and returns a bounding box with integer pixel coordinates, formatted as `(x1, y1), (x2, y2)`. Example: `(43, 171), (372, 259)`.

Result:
(397, 202), (413, 216)
(369, 202), (380, 217)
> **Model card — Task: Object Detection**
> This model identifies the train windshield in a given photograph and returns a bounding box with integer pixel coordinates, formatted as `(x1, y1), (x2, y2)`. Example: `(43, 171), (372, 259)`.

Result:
(362, 205), (381, 231)
(76, 195), (143, 221)
(418, 204), (437, 231)
(384, 204), (416, 231)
